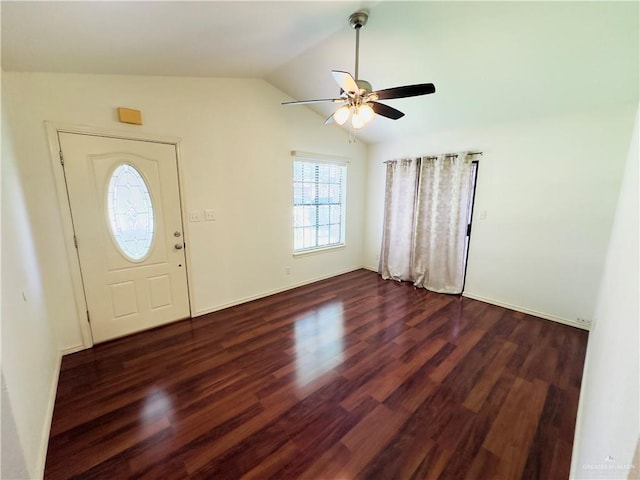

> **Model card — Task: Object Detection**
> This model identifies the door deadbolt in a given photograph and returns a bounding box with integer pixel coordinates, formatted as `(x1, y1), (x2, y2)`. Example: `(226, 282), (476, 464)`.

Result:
(174, 231), (182, 237)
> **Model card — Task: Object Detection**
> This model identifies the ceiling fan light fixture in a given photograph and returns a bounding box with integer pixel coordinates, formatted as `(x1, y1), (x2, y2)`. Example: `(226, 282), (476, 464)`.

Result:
(358, 103), (375, 124)
(351, 110), (365, 129)
(333, 105), (350, 125)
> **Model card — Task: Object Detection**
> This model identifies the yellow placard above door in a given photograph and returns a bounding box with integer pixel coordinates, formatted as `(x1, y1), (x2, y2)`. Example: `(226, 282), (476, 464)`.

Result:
(117, 107), (142, 125)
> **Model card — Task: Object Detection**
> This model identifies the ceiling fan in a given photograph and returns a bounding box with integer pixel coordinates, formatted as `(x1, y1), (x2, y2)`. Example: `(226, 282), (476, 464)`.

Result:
(282, 11), (436, 129)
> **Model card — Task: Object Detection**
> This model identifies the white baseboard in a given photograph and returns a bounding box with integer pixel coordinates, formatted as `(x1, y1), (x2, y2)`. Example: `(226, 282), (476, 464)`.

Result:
(61, 344), (89, 356)
(462, 292), (591, 331)
(35, 351), (62, 479)
(193, 266), (364, 317)
(338, 269), (589, 331)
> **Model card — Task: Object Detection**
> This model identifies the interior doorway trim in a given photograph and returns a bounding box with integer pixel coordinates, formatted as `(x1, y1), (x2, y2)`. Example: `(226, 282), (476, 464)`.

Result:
(45, 122), (193, 352)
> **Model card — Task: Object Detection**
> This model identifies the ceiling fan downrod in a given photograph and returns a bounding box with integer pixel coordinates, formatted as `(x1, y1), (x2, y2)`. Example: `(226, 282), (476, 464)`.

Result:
(349, 11), (368, 82)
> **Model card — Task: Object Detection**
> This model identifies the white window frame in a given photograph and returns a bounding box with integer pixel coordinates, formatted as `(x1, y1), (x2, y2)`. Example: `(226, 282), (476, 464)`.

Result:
(292, 151), (348, 255)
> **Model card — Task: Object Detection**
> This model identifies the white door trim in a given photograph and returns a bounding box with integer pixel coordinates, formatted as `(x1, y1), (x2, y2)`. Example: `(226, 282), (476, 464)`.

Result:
(45, 122), (194, 352)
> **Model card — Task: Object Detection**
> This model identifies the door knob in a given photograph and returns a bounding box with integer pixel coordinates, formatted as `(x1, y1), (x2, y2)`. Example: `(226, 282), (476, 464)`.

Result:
(174, 243), (183, 250)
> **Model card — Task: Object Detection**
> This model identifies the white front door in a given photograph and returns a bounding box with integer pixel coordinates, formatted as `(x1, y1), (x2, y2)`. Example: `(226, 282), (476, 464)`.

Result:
(59, 132), (190, 343)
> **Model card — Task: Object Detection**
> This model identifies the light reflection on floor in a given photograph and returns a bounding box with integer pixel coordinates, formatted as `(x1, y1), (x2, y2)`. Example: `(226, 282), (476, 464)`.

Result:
(293, 301), (344, 386)
(141, 387), (173, 426)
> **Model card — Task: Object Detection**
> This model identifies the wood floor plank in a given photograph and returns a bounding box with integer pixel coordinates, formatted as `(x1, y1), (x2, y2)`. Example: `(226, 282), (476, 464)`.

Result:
(340, 336), (448, 410)
(337, 403), (412, 478)
(239, 440), (301, 480)
(45, 269), (588, 479)
(483, 377), (550, 478)
(356, 431), (437, 480)
(462, 340), (518, 412)
(428, 327), (486, 383)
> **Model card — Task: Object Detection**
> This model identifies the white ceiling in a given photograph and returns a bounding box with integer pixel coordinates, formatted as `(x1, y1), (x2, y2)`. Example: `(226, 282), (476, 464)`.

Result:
(2, 1), (638, 144)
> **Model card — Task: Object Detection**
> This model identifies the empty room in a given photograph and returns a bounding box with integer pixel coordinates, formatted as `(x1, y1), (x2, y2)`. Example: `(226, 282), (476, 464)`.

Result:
(1, 1), (638, 479)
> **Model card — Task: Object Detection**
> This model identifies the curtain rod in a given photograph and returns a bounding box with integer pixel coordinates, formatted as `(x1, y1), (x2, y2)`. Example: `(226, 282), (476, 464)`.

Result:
(384, 151), (483, 163)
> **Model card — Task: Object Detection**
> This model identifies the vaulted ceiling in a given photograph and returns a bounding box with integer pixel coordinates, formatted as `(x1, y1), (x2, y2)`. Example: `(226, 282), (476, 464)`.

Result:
(2, 1), (638, 144)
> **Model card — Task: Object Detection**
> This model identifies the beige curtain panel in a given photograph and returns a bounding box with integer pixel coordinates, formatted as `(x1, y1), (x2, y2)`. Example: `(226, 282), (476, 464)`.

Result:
(379, 153), (474, 294)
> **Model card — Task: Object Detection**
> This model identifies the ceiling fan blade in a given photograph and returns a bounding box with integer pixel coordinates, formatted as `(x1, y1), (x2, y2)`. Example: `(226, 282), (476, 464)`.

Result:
(371, 102), (405, 120)
(324, 114), (335, 125)
(373, 83), (436, 100)
(332, 70), (359, 95)
(282, 98), (343, 106)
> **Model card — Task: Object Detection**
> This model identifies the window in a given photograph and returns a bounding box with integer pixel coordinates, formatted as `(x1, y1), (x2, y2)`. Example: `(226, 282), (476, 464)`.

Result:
(107, 164), (155, 261)
(293, 158), (346, 253)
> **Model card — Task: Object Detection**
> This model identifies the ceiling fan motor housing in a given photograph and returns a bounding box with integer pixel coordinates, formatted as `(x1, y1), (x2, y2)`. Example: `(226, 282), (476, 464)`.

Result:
(356, 79), (373, 94)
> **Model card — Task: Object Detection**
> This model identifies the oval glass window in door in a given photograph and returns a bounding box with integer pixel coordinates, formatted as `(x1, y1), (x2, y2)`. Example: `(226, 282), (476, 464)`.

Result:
(107, 164), (155, 261)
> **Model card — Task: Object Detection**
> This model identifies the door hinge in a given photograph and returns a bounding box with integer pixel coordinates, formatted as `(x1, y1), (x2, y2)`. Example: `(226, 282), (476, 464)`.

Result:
(86, 310), (91, 323)
(59, 150), (64, 165)
(73, 235), (78, 249)
(466, 223), (472, 236)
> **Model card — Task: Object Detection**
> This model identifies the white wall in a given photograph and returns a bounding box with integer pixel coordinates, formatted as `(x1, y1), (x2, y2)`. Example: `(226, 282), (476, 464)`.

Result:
(364, 104), (637, 327)
(2, 72), (367, 353)
(1, 374), (29, 479)
(570, 107), (639, 479)
(1, 99), (61, 479)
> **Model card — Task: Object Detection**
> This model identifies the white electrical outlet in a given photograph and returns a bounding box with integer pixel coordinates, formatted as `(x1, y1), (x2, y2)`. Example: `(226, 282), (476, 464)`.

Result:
(205, 209), (216, 221)
(189, 211), (203, 222)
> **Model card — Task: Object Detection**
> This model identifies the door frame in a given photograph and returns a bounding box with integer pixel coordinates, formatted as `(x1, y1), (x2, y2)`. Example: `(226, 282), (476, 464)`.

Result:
(46, 122), (193, 351)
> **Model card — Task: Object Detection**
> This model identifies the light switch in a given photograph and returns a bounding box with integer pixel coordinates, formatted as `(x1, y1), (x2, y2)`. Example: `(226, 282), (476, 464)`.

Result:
(205, 209), (216, 221)
(189, 211), (203, 222)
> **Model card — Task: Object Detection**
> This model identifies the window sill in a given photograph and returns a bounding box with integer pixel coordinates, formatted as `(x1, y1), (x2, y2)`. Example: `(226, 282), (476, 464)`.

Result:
(293, 244), (346, 258)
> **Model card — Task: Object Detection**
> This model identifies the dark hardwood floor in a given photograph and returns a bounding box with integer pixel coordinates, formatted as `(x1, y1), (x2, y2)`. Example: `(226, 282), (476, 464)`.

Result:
(45, 269), (588, 479)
